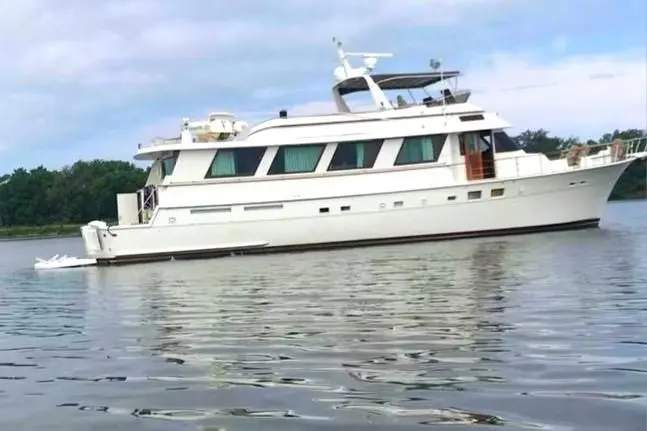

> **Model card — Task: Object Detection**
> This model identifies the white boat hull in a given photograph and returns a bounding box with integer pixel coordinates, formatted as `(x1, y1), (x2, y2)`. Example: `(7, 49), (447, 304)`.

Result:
(81, 159), (631, 265)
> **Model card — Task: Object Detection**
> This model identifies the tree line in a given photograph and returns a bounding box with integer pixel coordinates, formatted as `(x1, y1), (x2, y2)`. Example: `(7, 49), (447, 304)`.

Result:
(0, 160), (147, 227)
(0, 127), (645, 228)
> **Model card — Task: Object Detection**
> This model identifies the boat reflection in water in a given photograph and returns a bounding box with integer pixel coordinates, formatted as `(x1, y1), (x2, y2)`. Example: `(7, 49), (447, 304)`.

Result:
(78, 237), (529, 426)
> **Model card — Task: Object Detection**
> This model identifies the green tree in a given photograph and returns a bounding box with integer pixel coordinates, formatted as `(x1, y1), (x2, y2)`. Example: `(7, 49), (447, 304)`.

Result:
(600, 129), (647, 199)
(0, 160), (147, 227)
(513, 129), (567, 156)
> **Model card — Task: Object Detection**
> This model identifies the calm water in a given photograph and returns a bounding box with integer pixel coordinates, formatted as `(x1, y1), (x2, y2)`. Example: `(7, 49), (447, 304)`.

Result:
(1, 201), (646, 430)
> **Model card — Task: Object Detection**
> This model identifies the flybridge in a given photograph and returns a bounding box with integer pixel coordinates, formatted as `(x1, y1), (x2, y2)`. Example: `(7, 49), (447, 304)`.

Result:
(330, 37), (467, 113)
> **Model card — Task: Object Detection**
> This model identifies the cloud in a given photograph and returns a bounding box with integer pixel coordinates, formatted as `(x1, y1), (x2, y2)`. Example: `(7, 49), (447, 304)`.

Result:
(2, 0), (520, 83)
(467, 49), (647, 139)
(2, 0), (529, 79)
(0, 0), (526, 148)
(0, 0), (644, 172)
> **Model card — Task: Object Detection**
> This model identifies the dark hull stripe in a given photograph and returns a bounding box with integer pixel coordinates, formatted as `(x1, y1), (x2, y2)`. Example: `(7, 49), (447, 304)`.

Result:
(96, 217), (600, 266)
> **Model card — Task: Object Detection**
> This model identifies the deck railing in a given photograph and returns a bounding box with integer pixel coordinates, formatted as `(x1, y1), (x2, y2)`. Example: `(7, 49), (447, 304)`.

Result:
(559, 136), (647, 165)
(463, 136), (647, 180)
(619, 136), (647, 157)
(139, 185), (158, 224)
(138, 137), (182, 149)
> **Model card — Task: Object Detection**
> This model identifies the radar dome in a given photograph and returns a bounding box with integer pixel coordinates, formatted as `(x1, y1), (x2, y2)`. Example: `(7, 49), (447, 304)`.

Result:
(364, 56), (378, 70)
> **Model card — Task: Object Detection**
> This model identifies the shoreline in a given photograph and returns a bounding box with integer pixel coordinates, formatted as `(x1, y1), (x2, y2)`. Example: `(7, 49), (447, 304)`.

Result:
(0, 225), (82, 241)
(0, 233), (81, 242)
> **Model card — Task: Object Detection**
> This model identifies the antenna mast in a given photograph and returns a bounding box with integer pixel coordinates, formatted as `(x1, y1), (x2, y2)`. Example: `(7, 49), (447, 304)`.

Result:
(332, 37), (353, 77)
(430, 58), (447, 124)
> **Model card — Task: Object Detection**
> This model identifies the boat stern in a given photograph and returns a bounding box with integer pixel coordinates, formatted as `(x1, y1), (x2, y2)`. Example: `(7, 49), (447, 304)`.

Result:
(81, 220), (115, 259)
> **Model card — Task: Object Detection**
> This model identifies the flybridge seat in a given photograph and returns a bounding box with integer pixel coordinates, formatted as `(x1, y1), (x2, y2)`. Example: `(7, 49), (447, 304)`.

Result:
(391, 88), (472, 110)
(421, 89), (472, 107)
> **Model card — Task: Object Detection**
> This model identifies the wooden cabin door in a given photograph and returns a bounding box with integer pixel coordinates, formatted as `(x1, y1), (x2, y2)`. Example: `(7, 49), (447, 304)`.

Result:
(461, 133), (484, 181)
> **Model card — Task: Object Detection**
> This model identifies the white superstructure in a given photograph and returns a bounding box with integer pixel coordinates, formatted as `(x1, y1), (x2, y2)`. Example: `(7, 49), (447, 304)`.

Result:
(79, 38), (647, 265)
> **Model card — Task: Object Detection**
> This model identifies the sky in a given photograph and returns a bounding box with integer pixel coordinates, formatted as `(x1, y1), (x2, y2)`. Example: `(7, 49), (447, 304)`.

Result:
(0, 0), (645, 173)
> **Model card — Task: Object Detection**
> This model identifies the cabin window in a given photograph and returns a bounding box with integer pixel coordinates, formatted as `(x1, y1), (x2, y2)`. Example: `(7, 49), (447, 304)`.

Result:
(395, 134), (447, 165)
(460, 114), (485, 122)
(493, 131), (521, 153)
(190, 207), (232, 214)
(244, 204), (284, 211)
(459, 131), (492, 156)
(161, 151), (179, 178)
(205, 147), (266, 178)
(468, 190), (482, 200)
(462, 130), (519, 154)
(268, 144), (325, 174)
(491, 188), (505, 197)
(328, 140), (383, 171)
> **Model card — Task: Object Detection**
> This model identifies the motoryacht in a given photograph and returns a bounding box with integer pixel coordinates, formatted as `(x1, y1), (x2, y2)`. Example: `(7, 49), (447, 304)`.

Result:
(77, 38), (647, 265)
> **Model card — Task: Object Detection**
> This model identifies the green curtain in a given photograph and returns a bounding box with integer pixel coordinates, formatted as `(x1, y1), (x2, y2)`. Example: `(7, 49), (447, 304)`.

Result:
(212, 150), (236, 176)
(162, 159), (175, 177)
(399, 140), (417, 164)
(419, 136), (434, 161)
(356, 142), (365, 167)
(464, 134), (479, 153)
(161, 152), (179, 177)
(398, 136), (436, 163)
(284, 146), (321, 172)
